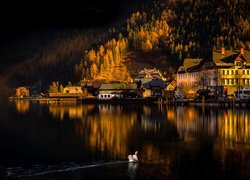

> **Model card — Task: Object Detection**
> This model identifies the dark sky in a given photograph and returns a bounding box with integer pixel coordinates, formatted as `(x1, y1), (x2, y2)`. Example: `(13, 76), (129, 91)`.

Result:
(0, 0), (123, 31)
(0, 0), (126, 73)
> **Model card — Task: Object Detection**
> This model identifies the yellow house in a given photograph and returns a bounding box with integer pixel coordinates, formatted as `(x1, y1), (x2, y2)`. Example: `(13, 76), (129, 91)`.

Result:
(213, 48), (250, 95)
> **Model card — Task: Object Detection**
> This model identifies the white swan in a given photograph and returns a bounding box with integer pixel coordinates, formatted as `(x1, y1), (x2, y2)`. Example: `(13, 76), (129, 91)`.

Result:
(128, 151), (138, 162)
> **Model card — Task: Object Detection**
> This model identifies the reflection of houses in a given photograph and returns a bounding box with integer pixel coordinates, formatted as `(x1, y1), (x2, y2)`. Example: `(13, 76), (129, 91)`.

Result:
(136, 68), (166, 98)
(218, 109), (250, 143)
(97, 83), (138, 99)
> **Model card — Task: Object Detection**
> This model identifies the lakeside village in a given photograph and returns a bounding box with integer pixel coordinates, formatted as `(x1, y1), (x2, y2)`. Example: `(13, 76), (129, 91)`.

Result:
(10, 49), (250, 106)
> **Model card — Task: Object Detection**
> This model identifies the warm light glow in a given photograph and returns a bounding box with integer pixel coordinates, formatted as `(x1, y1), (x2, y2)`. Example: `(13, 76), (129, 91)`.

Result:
(15, 100), (30, 114)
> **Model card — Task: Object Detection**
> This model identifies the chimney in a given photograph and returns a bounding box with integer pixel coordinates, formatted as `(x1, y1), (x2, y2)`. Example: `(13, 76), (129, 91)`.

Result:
(240, 48), (244, 55)
(221, 47), (225, 55)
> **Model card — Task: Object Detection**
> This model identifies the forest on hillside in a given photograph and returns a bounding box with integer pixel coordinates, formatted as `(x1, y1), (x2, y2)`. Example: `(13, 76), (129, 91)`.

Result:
(1, 0), (250, 93)
(75, 0), (250, 83)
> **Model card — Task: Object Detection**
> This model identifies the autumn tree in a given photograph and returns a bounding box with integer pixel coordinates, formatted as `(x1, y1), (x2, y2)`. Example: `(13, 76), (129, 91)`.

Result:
(15, 86), (30, 98)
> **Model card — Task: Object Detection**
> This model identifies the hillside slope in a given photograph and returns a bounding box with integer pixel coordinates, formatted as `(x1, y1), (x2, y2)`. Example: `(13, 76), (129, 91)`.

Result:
(0, 0), (249, 97)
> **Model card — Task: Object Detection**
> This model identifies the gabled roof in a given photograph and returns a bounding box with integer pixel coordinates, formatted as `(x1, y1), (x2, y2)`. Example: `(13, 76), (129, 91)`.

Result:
(177, 58), (202, 72)
(137, 68), (162, 79)
(183, 58), (202, 68)
(213, 50), (250, 67)
(99, 83), (137, 90)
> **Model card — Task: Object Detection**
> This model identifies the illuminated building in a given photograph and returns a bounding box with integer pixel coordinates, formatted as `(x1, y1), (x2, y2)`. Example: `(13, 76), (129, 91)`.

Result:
(213, 48), (250, 95)
(176, 58), (217, 97)
(176, 49), (250, 97)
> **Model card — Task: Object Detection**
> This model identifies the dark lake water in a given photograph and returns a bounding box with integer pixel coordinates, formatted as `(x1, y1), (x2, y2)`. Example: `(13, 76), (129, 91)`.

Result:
(1, 100), (250, 179)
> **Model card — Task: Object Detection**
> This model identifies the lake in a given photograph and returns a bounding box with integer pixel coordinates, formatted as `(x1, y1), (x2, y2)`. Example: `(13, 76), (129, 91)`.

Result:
(1, 100), (250, 179)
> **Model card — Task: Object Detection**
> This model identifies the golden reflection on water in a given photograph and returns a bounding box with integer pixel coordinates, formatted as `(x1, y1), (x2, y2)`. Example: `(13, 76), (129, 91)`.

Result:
(167, 106), (250, 144)
(49, 104), (139, 159)
(218, 109), (250, 143)
(47, 103), (250, 164)
(49, 104), (95, 120)
(15, 100), (30, 114)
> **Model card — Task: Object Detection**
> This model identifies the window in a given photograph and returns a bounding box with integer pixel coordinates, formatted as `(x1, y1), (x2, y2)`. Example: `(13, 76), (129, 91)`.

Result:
(243, 70), (245, 75)
(222, 79), (225, 85)
(227, 70), (229, 75)
(222, 70), (225, 75)
(231, 70), (234, 75)
(231, 79), (234, 85)
(235, 70), (238, 75)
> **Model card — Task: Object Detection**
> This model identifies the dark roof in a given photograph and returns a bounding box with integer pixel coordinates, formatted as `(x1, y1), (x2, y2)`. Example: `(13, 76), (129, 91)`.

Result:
(213, 50), (250, 66)
(142, 79), (166, 89)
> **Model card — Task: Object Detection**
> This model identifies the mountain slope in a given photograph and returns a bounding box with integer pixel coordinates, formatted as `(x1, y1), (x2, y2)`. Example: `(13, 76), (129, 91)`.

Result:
(0, 0), (249, 97)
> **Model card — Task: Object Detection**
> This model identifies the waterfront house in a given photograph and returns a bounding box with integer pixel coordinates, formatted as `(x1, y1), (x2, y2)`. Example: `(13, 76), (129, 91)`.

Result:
(135, 68), (166, 98)
(97, 83), (138, 99)
(176, 58), (217, 98)
(81, 82), (102, 96)
(164, 79), (177, 100)
(140, 78), (166, 98)
(176, 48), (250, 97)
(213, 48), (250, 95)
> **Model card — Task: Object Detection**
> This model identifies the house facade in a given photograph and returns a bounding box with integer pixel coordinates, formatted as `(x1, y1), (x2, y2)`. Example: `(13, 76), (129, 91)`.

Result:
(213, 48), (250, 95)
(176, 58), (217, 98)
(135, 68), (166, 98)
(97, 83), (138, 99)
(176, 49), (250, 97)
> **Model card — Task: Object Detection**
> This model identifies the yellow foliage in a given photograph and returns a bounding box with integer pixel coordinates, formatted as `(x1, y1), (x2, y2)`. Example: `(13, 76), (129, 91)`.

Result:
(15, 86), (30, 98)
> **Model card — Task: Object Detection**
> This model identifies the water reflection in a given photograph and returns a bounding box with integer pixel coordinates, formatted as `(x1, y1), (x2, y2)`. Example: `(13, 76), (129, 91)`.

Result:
(165, 106), (250, 144)
(127, 162), (138, 179)
(15, 100), (30, 114)
(7, 102), (250, 178)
